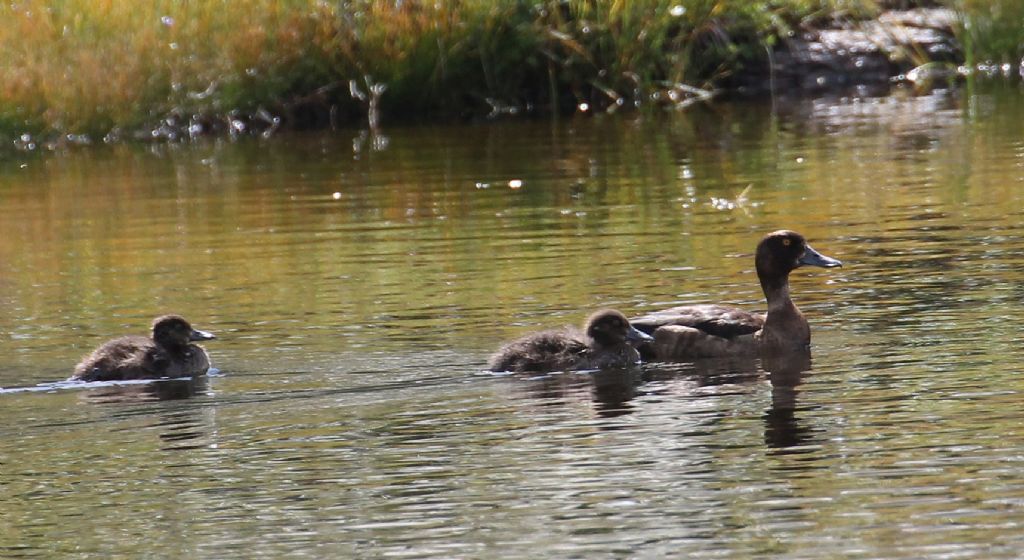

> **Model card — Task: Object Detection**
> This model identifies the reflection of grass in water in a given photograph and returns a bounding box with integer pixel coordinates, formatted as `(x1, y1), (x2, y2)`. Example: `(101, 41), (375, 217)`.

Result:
(0, 0), (887, 138)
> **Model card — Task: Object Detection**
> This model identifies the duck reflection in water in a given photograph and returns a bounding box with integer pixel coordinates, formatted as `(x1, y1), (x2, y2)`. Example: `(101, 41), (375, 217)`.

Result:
(77, 375), (211, 404)
(639, 349), (818, 450)
(507, 349), (817, 433)
(761, 349), (817, 451)
(509, 368), (645, 420)
(80, 376), (218, 451)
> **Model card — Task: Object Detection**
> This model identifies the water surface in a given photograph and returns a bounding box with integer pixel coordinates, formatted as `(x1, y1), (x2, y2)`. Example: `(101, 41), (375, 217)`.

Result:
(3, 84), (1024, 558)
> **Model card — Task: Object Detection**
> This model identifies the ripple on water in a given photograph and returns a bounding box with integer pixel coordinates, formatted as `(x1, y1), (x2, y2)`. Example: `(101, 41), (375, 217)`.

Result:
(6, 88), (1024, 557)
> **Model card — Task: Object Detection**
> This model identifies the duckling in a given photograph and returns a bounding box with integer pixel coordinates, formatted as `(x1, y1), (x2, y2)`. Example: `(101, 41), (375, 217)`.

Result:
(488, 309), (653, 373)
(632, 230), (841, 360)
(70, 315), (216, 382)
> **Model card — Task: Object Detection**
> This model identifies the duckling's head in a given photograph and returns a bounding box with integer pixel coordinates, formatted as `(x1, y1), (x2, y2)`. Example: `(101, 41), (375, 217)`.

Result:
(756, 230), (842, 281)
(152, 315), (216, 349)
(585, 309), (654, 347)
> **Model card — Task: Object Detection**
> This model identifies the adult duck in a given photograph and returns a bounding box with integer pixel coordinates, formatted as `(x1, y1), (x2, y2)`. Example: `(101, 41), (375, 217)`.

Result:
(488, 309), (654, 373)
(631, 230), (841, 360)
(69, 315), (216, 382)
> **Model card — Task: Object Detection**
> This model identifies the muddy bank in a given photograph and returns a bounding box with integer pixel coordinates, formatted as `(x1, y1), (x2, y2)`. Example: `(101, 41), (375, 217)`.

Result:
(749, 7), (960, 93)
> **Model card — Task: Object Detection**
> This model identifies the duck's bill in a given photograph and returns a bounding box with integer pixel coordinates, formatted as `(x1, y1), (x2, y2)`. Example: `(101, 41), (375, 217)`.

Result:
(190, 329), (216, 341)
(799, 244), (843, 268)
(626, 326), (655, 343)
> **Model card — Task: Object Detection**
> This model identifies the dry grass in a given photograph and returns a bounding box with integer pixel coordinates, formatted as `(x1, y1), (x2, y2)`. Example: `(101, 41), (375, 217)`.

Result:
(0, 0), (317, 134)
(7, 0), (998, 142)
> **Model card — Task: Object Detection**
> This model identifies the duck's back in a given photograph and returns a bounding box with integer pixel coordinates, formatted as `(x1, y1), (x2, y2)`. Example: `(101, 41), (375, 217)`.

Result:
(631, 304), (764, 338)
(72, 336), (163, 381)
(629, 304), (764, 360)
(487, 329), (588, 373)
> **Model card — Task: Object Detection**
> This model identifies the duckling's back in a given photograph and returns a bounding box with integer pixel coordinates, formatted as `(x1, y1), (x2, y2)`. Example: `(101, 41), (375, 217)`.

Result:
(487, 329), (588, 373)
(71, 336), (161, 381)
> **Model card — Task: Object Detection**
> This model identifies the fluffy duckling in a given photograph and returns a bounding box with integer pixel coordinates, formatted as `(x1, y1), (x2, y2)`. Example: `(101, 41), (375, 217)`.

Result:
(70, 315), (216, 382)
(488, 309), (653, 373)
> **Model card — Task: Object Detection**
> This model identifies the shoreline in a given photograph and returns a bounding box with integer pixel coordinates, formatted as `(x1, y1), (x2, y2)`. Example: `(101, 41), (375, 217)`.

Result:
(751, 7), (960, 94)
(0, 2), (1013, 148)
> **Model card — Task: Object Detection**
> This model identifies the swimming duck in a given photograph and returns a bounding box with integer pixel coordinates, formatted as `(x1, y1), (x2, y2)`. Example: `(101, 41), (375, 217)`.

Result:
(69, 315), (216, 382)
(488, 309), (654, 373)
(631, 230), (841, 360)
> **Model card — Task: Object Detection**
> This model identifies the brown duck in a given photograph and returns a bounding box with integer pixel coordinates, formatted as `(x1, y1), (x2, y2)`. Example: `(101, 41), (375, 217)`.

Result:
(69, 315), (216, 382)
(488, 309), (654, 373)
(631, 230), (841, 360)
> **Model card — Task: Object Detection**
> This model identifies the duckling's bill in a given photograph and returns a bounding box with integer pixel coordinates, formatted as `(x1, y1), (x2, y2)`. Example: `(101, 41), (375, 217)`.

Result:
(627, 326), (655, 343)
(189, 329), (216, 341)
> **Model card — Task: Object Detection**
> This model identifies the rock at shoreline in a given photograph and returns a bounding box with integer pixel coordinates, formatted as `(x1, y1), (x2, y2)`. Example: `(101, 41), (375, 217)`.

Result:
(765, 8), (959, 91)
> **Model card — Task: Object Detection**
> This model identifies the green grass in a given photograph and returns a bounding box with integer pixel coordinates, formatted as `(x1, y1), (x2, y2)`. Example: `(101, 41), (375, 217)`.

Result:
(953, 0), (1024, 69)
(0, 0), (1015, 142)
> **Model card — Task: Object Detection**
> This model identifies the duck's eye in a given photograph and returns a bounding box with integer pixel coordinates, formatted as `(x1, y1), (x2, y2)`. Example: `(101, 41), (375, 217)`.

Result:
(782, 238), (792, 247)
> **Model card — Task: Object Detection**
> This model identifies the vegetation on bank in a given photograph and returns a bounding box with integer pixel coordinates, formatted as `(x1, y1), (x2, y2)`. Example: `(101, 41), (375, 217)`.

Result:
(956, 0), (1024, 71)
(0, 1), (1020, 143)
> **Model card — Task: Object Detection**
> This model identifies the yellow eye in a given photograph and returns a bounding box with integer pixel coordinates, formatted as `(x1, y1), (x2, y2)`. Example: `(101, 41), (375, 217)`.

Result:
(782, 238), (791, 246)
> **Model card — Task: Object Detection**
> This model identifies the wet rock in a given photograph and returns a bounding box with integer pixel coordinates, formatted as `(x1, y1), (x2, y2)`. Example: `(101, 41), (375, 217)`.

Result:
(767, 8), (959, 91)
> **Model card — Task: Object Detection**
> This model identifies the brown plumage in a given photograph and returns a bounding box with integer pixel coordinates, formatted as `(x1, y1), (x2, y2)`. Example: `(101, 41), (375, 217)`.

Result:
(631, 230), (841, 360)
(69, 315), (216, 382)
(487, 309), (654, 373)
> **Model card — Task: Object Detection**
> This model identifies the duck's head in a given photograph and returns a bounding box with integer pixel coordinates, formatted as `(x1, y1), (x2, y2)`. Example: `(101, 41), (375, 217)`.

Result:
(755, 230), (842, 281)
(152, 315), (216, 349)
(585, 309), (654, 347)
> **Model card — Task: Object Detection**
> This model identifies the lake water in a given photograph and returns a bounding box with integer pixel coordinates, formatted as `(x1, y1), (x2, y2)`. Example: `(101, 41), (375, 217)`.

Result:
(4, 83), (1024, 558)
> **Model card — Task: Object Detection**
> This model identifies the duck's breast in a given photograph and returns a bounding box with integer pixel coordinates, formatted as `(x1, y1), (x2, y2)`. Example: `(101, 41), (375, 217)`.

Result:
(162, 344), (212, 377)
